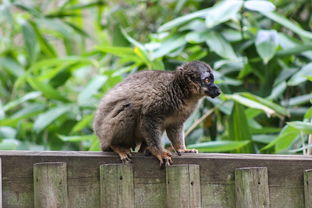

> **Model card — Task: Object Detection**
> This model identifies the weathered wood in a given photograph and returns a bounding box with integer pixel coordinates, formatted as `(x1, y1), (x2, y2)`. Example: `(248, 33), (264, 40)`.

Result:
(166, 164), (201, 208)
(304, 169), (312, 208)
(1, 151), (312, 207)
(235, 167), (270, 208)
(0, 158), (2, 208)
(33, 162), (68, 208)
(100, 164), (134, 208)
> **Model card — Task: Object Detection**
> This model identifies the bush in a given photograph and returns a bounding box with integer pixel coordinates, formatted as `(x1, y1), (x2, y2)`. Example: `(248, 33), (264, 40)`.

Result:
(0, 0), (311, 153)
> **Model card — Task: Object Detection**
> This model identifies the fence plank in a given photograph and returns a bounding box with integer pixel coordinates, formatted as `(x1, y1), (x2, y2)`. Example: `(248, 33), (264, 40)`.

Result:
(100, 164), (134, 208)
(304, 169), (312, 208)
(0, 158), (2, 208)
(235, 167), (269, 208)
(166, 164), (201, 208)
(33, 162), (68, 208)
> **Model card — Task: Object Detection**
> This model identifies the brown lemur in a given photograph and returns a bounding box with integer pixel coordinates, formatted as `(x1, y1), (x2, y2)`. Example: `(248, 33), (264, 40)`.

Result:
(93, 61), (221, 166)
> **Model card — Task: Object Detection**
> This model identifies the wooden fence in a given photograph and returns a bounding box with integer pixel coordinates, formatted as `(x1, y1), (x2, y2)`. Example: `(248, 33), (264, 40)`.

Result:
(0, 151), (312, 208)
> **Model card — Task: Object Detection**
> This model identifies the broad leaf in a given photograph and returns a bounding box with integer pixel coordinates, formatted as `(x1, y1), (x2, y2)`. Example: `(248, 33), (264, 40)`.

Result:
(228, 102), (253, 153)
(261, 125), (300, 152)
(305, 107), (312, 119)
(244, 0), (275, 12)
(260, 12), (312, 39)
(241, 93), (289, 117)
(78, 75), (107, 106)
(187, 140), (250, 152)
(255, 30), (279, 63)
(33, 105), (72, 133)
(3, 91), (41, 111)
(225, 94), (275, 117)
(205, 0), (243, 28)
(288, 121), (312, 134)
(151, 35), (186, 59)
(71, 114), (94, 133)
(205, 31), (237, 60)
(0, 139), (19, 150)
(58, 134), (96, 142)
(158, 8), (211, 32)
(288, 63), (312, 86)
(27, 77), (69, 102)
(20, 19), (39, 64)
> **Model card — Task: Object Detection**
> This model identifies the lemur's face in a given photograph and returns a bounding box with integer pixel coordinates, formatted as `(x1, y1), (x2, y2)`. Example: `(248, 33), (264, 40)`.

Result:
(199, 67), (220, 98)
(178, 61), (221, 98)
(190, 61), (221, 98)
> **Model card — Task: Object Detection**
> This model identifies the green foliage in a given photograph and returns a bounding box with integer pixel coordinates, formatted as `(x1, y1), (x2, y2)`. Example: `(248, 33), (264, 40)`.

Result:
(0, 0), (311, 154)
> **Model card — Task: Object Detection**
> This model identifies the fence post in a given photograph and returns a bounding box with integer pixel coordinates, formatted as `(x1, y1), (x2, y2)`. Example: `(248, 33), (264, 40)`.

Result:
(33, 162), (68, 208)
(235, 167), (269, 208)
(0, 158), (2, 208)
(100, 164), (134, 208)
(304, 169), (312, 208)
(166, 164), (201, 208)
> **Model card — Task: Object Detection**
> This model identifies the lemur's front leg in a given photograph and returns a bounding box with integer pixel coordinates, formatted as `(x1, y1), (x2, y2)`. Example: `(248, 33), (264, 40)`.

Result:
(166, 124), (198, 156)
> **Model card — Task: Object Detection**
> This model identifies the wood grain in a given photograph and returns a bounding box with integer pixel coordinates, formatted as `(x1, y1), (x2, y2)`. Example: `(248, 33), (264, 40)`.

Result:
(33, 162), (68, 208)
(0, 151), (311, 208)
(304, 169), (312, 208)
(166, 164), (201, 208)
(100, 164), (134, 208)
(235, 167), (269, 208)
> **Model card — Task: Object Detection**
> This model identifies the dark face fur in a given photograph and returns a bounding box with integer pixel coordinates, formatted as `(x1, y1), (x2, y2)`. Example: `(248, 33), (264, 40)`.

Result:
(180, 61), (221, 98)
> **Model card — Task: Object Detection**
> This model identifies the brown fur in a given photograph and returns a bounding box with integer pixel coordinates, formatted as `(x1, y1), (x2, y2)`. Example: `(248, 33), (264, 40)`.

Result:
(93, 61), (220, 165)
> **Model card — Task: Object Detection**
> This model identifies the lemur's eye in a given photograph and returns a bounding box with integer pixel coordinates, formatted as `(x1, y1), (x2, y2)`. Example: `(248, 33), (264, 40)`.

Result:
(204, 78), (210, 84)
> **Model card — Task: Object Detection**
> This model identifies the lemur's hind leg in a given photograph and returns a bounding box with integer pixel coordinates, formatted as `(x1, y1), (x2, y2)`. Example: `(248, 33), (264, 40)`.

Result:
(110, 145), (132, 163)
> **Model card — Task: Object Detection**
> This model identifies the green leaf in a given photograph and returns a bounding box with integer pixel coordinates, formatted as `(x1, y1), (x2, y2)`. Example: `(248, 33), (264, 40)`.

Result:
(188, 140), (250, 152)
(30, 20), (57, 58)
(71, 114), (94, 133)
(97, 47), (138, 58)
(282, 94), (312, 106)
(0, 104), (45, 126)
(0, 127), (16, 139)
(244, 0), (276, 12)
(261, 125), (300, 152)
(58, 134), (96, 142)
(20, 19), (39, 65)
(3, 91), (41, 112)
(0, 139), (19, 150)
(89, 137), (101, 151)
(241, 93), (289, 117)
(205, 0), (243, 28)
(225, 94), (275, 117)
(158, 8), (211, 32)
(185, 31), (207, 43)
(276, 44), (312, 57)
(27, 77), (69, 102)
(205, 31), (237, 60)
(120, 28), (149, 59)
(288, 121), (312, 134)
(252, 135), (275, 144)
(288, 63), (312, 86)
(268, 81), (286, 100)
(228, 102), (253, 153)
(0, 57), (24, 77)
(78, 75), (107, 106)
(33, 105), (72, 133)
(151, 35), (186, 59)
(255, 30), (279, 63)
(305, 107), (312, 119)
(260, 12), (312, 39)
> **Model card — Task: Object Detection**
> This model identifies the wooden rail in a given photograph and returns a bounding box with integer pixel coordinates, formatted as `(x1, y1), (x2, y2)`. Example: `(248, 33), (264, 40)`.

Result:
(0, 151), (312, 208)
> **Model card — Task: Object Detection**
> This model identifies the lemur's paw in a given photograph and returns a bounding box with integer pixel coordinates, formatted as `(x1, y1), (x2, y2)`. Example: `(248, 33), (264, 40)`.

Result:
(176, 148), (198, 156)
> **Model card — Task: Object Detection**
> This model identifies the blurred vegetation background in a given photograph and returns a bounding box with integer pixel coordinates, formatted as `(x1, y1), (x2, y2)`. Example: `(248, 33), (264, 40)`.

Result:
(0, 0), (311, 154)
